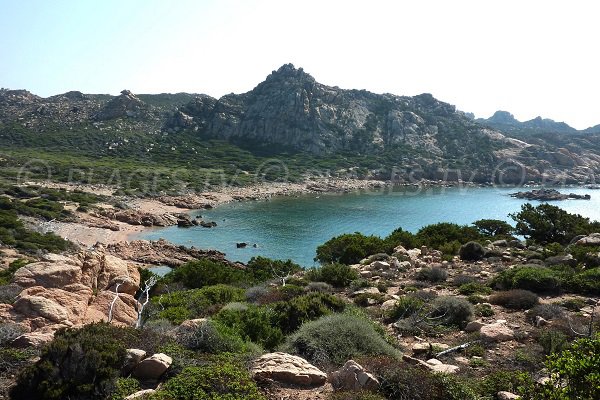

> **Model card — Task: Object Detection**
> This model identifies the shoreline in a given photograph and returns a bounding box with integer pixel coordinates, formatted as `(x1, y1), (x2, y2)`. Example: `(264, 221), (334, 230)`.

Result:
(25, 179), (595, 248)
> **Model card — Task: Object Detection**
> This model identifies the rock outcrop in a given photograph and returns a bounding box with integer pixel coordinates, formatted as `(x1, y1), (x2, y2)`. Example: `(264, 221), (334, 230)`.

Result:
(0, 248), (141, 340)
(330, 360), (379, 392)
(251, 352), (327, 387)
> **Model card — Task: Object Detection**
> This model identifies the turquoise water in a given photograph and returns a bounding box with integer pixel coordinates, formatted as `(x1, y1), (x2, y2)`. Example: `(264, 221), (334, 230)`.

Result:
(140, 186), (600, 266)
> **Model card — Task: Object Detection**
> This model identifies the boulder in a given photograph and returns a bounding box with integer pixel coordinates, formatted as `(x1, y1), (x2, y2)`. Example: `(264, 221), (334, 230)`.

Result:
(330, 360), (379, 391)
(351, 287), (380, 297)
(544, 254), (577, 267)
(251, 352), (327, 386)
(123, 348), (147, 375)
(575, 233), (600, 246)
(480, 321), (515, 342)
(402, 355), (459, 374)
(11, 331), (55, 348)
(498, 391), (520, 400)
(464, 320), (485, 333)
(133, 353), (172, 380)
(125, 389), (156, 400)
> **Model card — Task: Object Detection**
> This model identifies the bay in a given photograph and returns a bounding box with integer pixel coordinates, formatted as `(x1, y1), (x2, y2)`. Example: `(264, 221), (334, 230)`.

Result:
(140, 186), (600, 266)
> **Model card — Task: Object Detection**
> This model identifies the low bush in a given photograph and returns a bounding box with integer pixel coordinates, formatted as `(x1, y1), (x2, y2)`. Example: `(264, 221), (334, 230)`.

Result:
(416, 266), (448, 282)
(245, 256), (302, 282)
(537, 329), (568, 355)
(457, 282), (492, 295)
(530, 333), (600, 400)
(164, 260), (250, 289)
(527, 303), (564, 324)
(272, 292), (346, 334)
(475, 303), (495, 317)
(282, 313), (400, 367)
(415, 222), (482, 251)
(152, 363), (265, 400)
(327, 392), (386, 400)
(569, 244), (600, 267)
(176, 319), (254, 355)
(151, 285), (245, 324)
(215, 305), (284, 349)
(473, 219), (514, 237)
(353, 293), (385, 307)
(494, 265), (564, 293)
(476, 370), (533, 399)
(11, 323), (131, 400)
(429, 296), (474, 328)
(110, 378), (140, 400)
(305, 263), (359, 287)
(459, 241), (485, 261)
(567, 267), (600, 294)
(489, 289), (539, 310)
(315, 233), (388, 264)
(306, 281), (333, 293)
(362, 357), (478, 400)
(386, 296), (424, 321)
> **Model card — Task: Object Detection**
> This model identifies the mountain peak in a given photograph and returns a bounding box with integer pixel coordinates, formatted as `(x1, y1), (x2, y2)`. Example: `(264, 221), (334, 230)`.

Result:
(264, 64), (315, 83)
(488, 110), (518, 125)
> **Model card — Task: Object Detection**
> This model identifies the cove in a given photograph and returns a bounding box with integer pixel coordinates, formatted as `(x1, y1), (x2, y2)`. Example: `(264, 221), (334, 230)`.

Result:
(140, 186), (600, 266)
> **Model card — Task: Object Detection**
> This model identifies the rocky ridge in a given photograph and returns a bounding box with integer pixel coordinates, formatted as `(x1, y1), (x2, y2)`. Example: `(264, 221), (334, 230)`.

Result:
(2, 65), (600, 184)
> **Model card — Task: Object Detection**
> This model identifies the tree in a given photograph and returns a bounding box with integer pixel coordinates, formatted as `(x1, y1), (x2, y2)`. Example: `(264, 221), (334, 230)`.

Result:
(473, 219), (514, 237)
(510, 204), (600, 245)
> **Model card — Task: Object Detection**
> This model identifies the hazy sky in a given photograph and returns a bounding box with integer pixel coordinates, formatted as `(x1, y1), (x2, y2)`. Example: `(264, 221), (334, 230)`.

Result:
(1, 0), (598, 129)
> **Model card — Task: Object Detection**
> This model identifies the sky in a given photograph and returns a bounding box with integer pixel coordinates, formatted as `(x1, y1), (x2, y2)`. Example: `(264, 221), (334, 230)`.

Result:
(1, 0), (598, 129)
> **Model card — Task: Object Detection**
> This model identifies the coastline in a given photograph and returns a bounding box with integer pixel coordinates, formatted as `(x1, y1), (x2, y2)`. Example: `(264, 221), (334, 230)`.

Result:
(29, 178), (390, 247)
(28, 179), (595, 248)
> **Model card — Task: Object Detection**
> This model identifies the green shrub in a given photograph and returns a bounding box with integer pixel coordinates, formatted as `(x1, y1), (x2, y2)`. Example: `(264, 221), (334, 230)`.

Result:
(245, 256), (302, 282)
(429, 296), (474, 328)
(511, 203), (600, 245)
(363, 357), (478, 400)
(327, 392), (386, 400)
(353, 293), (385, 307)
(489, 289), (539, 310)
(494, 266), (564, 293)
(567, 268), (600, 294)
(151, 285), (245, 324)
(176, 319), (255, 355)
(537, 329), (568, 355)
(459, 241), (485, 261)
(477, 370), (533, 399)
(416, 266), (448, 282)
(272, 292), (346, 334)
(315, 233), (387, 264)
(110, 377), (140, 400)
(415, 222), (482, 250)
(282, 313), (400, 367)
(11, 323), (130, 400)
(527, 304), (564, 324)
(305, 263), (359, 287)
(165, 260), (250, 289)
(458, 282), (492, 295)
(215, 305), (284, 349)
(384, 227), (418, 250)
(473, 219), (514, 237)
(529, 333), (600, 400)
(152, 363), (265, 400)
(386, 296), (425, 321)
(569, 244), (600, 267)
(475, 303), (495, 317)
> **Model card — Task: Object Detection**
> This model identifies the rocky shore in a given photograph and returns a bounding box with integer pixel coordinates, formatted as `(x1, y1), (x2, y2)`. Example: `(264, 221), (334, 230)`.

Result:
(510, 188), (591, 201)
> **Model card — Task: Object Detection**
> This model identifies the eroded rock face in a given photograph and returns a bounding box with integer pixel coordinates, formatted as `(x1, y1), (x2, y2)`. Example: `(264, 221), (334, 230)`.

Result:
(0, 248), (141, 339)
(330, 360), (379, 392)
(251, 352), (327, 387)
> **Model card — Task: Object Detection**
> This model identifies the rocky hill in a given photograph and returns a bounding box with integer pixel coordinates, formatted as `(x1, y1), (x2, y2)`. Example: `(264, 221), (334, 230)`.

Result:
(1, 65), (600, 186)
